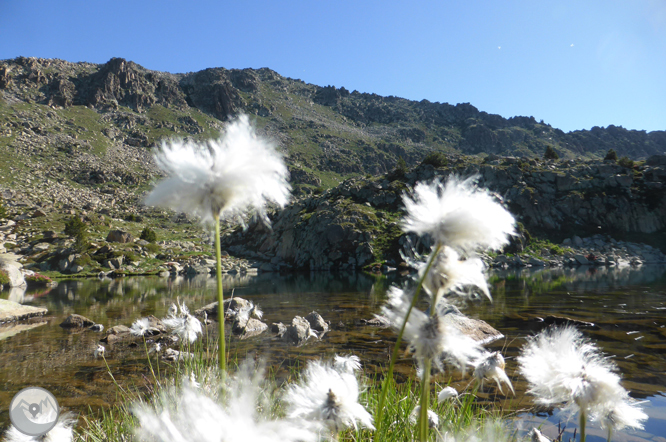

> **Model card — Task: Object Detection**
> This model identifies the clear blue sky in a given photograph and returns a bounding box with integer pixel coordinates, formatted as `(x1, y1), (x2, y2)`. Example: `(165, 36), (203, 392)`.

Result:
(1, 0), (664, 133)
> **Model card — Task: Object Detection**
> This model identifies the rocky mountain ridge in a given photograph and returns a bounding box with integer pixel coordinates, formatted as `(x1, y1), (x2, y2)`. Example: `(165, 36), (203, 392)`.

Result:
(0, 56), (664, 278)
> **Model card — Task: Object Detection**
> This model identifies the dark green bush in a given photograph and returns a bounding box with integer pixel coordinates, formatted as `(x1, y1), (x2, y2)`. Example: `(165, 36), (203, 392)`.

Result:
(544, 145), (559, 160)
(124, 213), (143, 222)
(618, 156), (634, 168)
(604, 149), (618, 162)
(0, 270), (9, 285)
(388, 156), (409, 180)
(64, 215), (89, 252)
(140, 226), (157, 243)
(421, 152), (448, 168)
(64, 215), (86, 236)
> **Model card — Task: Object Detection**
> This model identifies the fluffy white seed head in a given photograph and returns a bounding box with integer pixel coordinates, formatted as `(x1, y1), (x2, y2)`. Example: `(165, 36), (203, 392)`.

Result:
(517, 325), (647, 431)
(145, 114), (290, 226)
(333, 355), (361, 374)
(284, 360), (374, 434)
(382, 287), (484, 375)
(130, 318), (154, 337)
(420, 246), (491, 302)
(438, 386), (459, 402)
(402, 177), (515, 253)
(94, 344), (105, 358)
(135, 362), (315, 442)
(473, 351), (514, 395)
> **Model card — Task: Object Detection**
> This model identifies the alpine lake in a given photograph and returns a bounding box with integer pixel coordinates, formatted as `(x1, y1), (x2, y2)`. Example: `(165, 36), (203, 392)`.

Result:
(1, 265), (665, 441)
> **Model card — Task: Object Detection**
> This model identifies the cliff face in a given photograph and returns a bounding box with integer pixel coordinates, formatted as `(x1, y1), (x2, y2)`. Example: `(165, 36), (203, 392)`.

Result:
(221, 155), (666, 271)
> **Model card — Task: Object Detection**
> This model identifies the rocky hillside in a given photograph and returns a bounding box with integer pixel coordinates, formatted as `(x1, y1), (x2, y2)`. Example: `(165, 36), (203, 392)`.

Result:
(220, 154), (666, 271)
(0, 56), (664, 278)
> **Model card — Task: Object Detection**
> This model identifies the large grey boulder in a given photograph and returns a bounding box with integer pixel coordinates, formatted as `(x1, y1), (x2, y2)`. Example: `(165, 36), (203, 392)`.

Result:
(106, 230), (134, 243)
(0, 255), (26, 287)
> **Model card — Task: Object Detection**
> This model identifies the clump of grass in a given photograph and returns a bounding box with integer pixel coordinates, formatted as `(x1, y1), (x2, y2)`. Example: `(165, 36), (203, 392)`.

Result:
(0, 269), (9, 285)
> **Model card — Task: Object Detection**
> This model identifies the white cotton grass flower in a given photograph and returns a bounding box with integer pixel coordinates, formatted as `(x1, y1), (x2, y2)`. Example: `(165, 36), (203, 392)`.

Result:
(419, 246), (491, 301)
(130, 318), (156, 337)
(517, 325), (647, 432)
(145, 114), (290, 226)
(173, 314), (203, 344)
(382, 286), (484, 375)
(94, 344), (105, 358)
(410, 406), (439, 429)
(135, 361), (315, 442)
(284, 359), (374, 435)
(3, 413), (76, 442)
(333, 355), (361, 374)
(163, 301), (203, 344)
(473, 351), (514, 395)
(438, 386), (459, 402)
(402, 176), (515, 253)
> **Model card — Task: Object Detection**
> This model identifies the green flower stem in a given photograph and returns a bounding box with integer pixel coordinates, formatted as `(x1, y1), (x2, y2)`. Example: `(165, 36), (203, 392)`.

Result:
(214, 214), (226, 371)
(580, 410), (586, 442)
(419, 358), (432, 442)
(375, 243), (442, 436)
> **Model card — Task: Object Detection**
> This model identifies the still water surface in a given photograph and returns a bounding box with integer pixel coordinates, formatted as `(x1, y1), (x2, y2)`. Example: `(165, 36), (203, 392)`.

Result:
(1, 265), (665, 441)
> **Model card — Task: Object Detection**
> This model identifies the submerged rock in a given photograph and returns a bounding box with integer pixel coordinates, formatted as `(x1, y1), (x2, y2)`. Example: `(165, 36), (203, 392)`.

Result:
(360, 315), (391, 327)
(232, 317), (268, 339)
(60, 314), (95, 328)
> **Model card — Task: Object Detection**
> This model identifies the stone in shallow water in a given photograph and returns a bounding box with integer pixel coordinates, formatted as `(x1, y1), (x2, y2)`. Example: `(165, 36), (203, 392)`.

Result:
(305, 311), (329, 332)
(0, 299), (48, 323)
(441, 307), (503, 345)
(60, 314), (95, 328)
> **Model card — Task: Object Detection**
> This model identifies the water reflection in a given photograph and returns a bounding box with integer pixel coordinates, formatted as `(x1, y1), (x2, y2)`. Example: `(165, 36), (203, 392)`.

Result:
(0, 266), (664, 440)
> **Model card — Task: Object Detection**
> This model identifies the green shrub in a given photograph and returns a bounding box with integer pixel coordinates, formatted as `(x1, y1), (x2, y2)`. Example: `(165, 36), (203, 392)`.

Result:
(124, 213), (143, 222)
(604, 149), (618, 162)
(618, 156), (634, 168)
(388, 157), (408, 180)
(0, 197), (7, 219)
(64, 214), (89, 252)
(0, 270), (9, 285)
(140, 226), (157, 243)
(25, 273), (52, 286)
(421, 151), (448, 168)
(64, 215), (86, 237)
(544, 145), (559, 160)
(73, 254), (93, 267)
